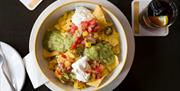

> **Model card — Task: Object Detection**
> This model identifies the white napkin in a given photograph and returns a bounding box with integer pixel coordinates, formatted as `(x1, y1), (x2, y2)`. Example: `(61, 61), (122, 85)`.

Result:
(23, 53), (48, 89)
(19, 0), (43, 10)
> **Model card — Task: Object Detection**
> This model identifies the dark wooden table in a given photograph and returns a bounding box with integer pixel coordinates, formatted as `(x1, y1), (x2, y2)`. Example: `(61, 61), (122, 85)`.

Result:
(0, 0), (180, 91)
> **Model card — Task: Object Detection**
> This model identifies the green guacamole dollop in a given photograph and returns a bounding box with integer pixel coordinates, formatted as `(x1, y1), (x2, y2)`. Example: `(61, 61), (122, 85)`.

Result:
(84, 43), (115, 64)
(43, 30), (74, 52)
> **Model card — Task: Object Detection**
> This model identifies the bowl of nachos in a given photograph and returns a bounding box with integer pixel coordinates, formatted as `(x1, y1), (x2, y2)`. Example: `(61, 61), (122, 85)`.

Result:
(30, 1), (128, 91)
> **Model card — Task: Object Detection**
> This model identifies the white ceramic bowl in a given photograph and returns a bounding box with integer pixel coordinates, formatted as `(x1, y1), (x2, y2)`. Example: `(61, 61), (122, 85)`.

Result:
(29, 1), (128, 91)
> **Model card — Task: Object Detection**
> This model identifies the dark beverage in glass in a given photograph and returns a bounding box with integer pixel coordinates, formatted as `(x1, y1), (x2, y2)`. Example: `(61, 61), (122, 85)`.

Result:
(140, 0), (178, 29)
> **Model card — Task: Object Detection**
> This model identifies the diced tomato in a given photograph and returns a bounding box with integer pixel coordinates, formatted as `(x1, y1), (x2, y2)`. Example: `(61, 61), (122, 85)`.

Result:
(81, 21), (89, 28)
(68, 24), (78, 34)
(71, 42), (77, 49)
(81, 19), (100, 33)
(71, 36), (83, 49)
(75, 37), (82, 44)
(61, 53), (67, 59)
(87, 24), (100, 33)
(93, 25), (100, 32)
(88, 26), (93, 32)
(89, 19), (97, 25)
(96, 67), (101, 73)
(68, 29), (75, 34)
(95, 64), (104, 73)
(71, 24), (78, 30)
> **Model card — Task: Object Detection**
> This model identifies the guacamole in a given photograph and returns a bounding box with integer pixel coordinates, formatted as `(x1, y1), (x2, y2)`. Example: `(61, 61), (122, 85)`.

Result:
(43, 30), (74, 52)
(84, 43), (115, 64)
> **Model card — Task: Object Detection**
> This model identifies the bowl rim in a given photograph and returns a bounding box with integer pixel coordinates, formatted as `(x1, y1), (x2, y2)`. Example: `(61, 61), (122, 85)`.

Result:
(31, 1), (128, 90)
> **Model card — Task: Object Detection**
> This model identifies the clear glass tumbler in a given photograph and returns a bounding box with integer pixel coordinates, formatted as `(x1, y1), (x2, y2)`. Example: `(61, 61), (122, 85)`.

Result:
(140, 0), (178, 29)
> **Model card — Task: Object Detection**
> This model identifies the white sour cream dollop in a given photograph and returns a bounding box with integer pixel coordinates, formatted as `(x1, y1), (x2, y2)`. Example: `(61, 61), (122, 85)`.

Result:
(72, 7), (94, 28)
(71, 56), (90, 82)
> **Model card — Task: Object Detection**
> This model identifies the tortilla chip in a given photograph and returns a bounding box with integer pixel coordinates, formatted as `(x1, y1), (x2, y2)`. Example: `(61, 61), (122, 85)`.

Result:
(55, 11), (74, 32)
(106, 55), (119, 71)
(74, 80), (86, 89)
(113, 44), (120, 55)
(93, 5), (107, 25)
(102, 68), (109, 77)
(86, 75), (106, 88)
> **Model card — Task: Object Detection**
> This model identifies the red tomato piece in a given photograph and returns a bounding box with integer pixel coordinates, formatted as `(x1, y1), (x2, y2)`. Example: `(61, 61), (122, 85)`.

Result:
(96, 67), (101, 73)
(93, 25), (100, 32)
(71, 37), (82, 49)
(61, 53), (67, 59)
(71, 24), (78, 30)
(68, 29), (75, 34)
(88, 26), (93, 32)
(75, 37), (82, 44)
(81, 21), (89, 28)
(95, 64), (104, 73)
(89, 19), (97, 25)
(71, 43), (77, 49)
(68, 24), (78, 34)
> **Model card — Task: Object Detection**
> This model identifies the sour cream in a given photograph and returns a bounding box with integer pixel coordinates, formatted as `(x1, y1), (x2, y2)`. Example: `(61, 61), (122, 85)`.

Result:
(72, 7), (94, 28)
(71, 56), (90, 82)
